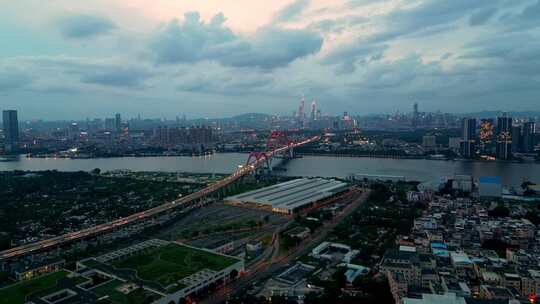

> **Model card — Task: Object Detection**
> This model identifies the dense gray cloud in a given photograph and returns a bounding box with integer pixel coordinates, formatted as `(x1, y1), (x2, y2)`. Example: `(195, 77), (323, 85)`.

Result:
(215, 27), (323, 69)
(521, 0), (540, 20)
(346, 0), (508, 46)
(462, 32), (540, 78)
(177, 72), (272, 95)
(505, 0), (540, 30)
(57, 14), (116, 39)
(321, 44), (388, 74)
(0, 68), (32, 91)
(2, 1), (540, 119)
(308, 15), (367, 34)
(3, 56), (152, 91)
(151, 12), (323, 69)
(80, 67), (150, 88)
(150, 12), (235, 64)
(272, 0), (310, 22)
(469, 7), (497, 26)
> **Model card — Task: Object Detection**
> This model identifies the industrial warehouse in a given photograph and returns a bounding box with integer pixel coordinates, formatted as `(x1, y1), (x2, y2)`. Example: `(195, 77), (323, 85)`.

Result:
(224, 178), (349, 215)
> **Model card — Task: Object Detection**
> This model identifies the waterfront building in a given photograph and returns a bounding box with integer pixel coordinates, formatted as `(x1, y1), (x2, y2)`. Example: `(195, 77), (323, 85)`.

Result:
(115, 113), (122, 133)
(511, 125), (522, 153)
(479, 118), (494, 154)
(496, 114), (513, 160)
(225, 178), (348, 215)
(105, 117), (116, 131)
(460, 118), (476, 158)
(522, 121), (536, 153)
(2, 110), (19, 151)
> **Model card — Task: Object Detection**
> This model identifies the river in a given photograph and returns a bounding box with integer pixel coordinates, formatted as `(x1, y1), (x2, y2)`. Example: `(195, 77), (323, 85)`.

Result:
(1, 154), (539, 188)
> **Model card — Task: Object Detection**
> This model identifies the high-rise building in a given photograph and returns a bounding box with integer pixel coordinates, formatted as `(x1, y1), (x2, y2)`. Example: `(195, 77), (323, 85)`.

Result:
(496, 114), (513, 160)
(479, 119), (494, 145)
(297, 95), (305, 123)
(2, 110), (19, 151)
(310, 100), (317, 121)
(115, 113), (122, 133)
(460, 118), (476, 158)
(412, 102), (419, 128)
(105, 118), (116, 131)
(511, 125), (522, 153)
(479, 118), (494, 154)
(522, 121), (536, 153)
(68, 123), (80, 140)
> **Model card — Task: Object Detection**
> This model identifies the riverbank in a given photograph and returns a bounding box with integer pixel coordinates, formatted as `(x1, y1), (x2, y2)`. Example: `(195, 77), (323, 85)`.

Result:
(0, 153), (538, 188)
(296, 152), (538, 163)
(26, 151), (216, 159)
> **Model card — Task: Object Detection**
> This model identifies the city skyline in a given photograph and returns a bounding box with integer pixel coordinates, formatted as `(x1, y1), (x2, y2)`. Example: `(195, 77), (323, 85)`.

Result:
(1, 0), (540, 119)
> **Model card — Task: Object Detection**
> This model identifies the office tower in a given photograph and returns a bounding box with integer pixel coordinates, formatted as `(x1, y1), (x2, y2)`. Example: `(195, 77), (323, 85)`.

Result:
(522, 121), (537, 153)
(479, 119), (494, 144)
(68, 123), (80, 140)
(105, 118), (115, 130)
(115, 113), (121, 133)
(310, 100), (317, 121)
(298, 96), (305, 121)
(496, 114), (513, 160)
(479, 119), (494, 153)
(460, 118), (476, 158)
(412, 102), (419, 128)
(511, 125), (522, 153)
(2, 110), (19, 151)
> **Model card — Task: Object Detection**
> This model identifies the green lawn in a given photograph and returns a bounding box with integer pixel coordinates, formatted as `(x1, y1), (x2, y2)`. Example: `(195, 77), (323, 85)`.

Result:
(0, 270), (69, 304)
(112, 244), (237, 287)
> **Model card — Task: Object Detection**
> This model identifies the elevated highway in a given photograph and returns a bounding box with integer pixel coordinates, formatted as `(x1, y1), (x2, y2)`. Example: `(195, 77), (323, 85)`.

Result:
(0, 136), (319, 263)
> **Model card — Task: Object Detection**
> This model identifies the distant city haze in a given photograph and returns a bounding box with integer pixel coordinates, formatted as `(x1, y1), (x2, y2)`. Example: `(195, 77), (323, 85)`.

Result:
(1, 1), (540, 119)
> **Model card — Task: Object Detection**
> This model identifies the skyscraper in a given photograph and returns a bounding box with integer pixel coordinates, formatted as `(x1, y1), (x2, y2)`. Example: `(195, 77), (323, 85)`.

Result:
(479, 119), (494, 154)
(2, 110), (19, 151)
(115, 113), (122, 133)
(460, 118), (476, 158)
(310, 100), (317, 121)
(105, 118), (116, 130)
(522, 121), (537, 153)
(511, 125), (522, 153)
(496, 114), (513, 160)
(412, 102), (419, 128)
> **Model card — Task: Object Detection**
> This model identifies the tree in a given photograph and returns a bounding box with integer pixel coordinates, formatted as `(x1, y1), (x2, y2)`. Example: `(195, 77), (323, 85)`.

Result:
(488, 205), (510, 218)
(91, 168), (101, 175)
(521, 181), (536, 190)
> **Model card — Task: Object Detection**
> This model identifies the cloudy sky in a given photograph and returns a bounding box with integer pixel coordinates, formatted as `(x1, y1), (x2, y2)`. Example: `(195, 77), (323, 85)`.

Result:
(1, 0), (539, 120)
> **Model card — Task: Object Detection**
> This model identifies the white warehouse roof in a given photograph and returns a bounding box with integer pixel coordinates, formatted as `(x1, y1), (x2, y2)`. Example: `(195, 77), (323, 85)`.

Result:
(225, 178), (348, 214)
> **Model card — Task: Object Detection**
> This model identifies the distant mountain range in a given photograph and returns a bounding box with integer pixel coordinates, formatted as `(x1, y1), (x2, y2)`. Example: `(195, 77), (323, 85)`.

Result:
(231, 113), (272, 121)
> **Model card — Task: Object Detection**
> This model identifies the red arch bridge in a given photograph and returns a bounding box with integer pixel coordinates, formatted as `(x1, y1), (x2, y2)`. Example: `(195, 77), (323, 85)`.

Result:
(246, 131), (297, 170)
(0, 133), (320, 265)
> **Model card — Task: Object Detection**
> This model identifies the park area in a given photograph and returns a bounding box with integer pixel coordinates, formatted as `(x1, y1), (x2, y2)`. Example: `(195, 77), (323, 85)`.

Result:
(112, 244), (238, 288)
(0, 270), (69, 304)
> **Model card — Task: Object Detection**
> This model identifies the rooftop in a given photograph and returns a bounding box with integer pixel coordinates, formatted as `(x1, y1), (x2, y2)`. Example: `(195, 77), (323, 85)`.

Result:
(225, 178), (348, 212)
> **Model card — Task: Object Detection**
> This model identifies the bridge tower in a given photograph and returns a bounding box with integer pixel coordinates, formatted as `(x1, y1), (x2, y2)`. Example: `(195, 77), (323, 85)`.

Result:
(245, 151), (272, 173)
